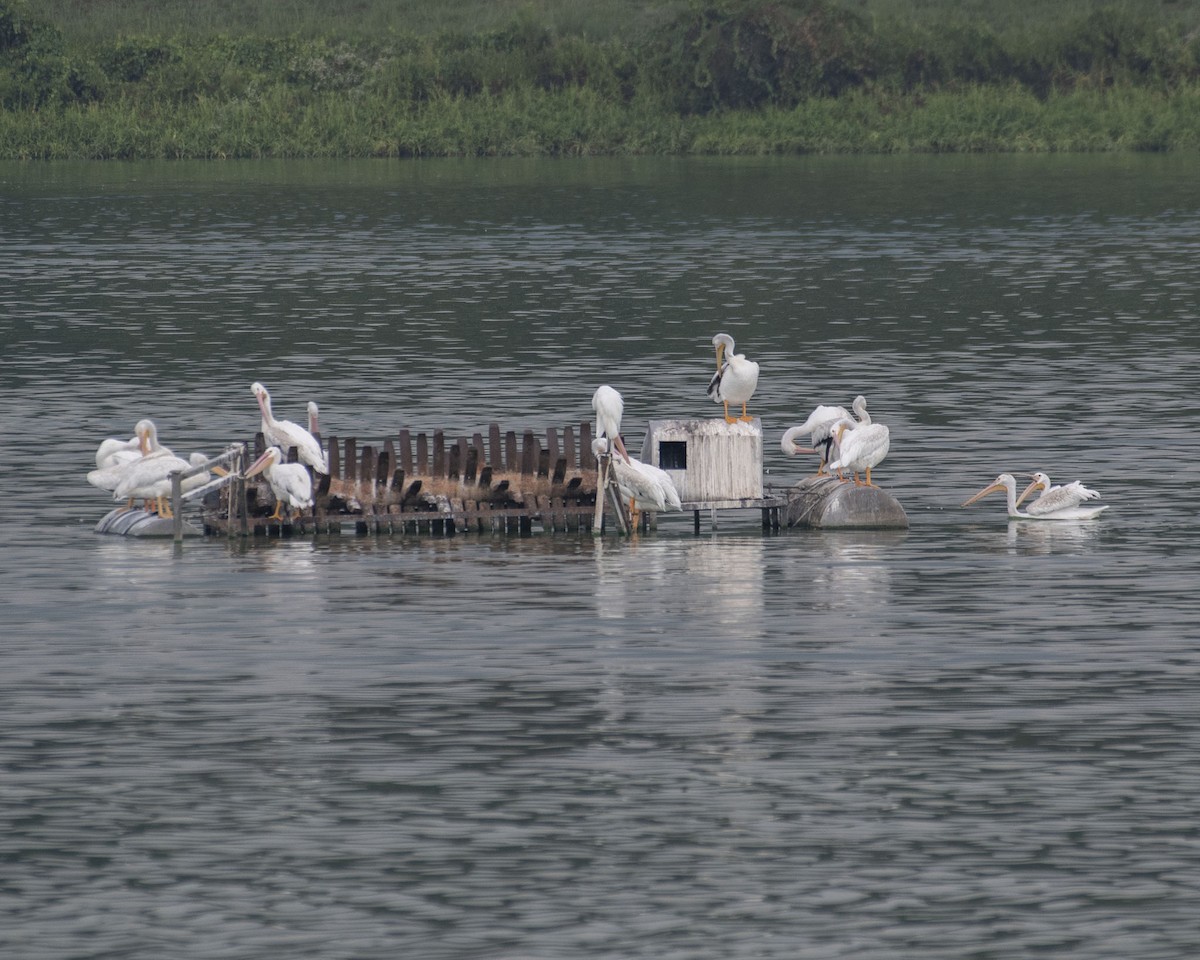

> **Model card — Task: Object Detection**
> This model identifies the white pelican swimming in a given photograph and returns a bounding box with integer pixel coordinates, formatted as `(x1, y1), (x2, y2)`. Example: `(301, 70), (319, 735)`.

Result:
(827, 417), (890, 486)
(591, 385), (631, 463)
(244, 445), (314, 521)
(307, 401), (320, 435)
(252, 382), (328, 474)
(112, 451), (212, 518)
(962, 473), (1108, 520)
(707, 333), (759, 423)
(592, 438), (682, 518)
(781, 395), (871, 474)
(1016, 471), (1107, 519)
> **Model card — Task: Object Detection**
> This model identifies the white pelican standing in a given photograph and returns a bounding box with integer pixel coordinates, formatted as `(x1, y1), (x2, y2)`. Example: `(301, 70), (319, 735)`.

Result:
(1016, 471), (1107, 519)
(251, 382), (328, 474)
(962, 473), (1108, 520)
(112, 451), (212, 518)
(781, 395), (871, 474)
(591, 385), (631, 463)
(707, 333), (759, 423)
(244, 445), (314, 521)
(827, 417), (890, 486)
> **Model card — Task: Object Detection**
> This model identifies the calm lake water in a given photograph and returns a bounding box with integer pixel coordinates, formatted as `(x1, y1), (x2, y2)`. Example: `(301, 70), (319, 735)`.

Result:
(3, 155), (1200, 959)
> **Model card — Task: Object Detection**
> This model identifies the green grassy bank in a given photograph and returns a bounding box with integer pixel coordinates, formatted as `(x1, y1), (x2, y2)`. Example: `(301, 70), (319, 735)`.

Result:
(4, 0), (1200, 159)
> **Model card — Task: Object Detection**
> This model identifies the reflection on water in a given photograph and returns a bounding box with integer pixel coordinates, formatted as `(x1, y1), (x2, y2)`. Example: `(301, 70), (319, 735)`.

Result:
(1004, 518), (1104, 555)
(3, 156), (1200, 960)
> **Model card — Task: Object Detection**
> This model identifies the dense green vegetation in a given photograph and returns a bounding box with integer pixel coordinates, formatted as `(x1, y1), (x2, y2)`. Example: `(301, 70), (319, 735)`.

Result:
(3, 0), (1200, 158)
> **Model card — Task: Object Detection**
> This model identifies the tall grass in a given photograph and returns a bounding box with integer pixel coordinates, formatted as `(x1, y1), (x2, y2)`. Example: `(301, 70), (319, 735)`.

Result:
(5, 0), (1200, 158)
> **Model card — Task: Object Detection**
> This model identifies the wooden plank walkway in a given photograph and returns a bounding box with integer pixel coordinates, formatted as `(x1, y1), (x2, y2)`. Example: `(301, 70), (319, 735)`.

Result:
(202, 421), (606, 537)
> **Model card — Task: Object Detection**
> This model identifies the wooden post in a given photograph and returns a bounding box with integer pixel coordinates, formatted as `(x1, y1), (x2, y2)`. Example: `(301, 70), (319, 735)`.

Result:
(171, 470), (183, 543)
(328, 435), (341, 481)
(416, 433), (428, 474)
(398, 430), (413, 475)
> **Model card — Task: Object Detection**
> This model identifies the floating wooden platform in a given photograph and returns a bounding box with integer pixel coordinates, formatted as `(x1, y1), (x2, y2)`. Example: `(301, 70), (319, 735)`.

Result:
(91, 424), (907, 540)
(203, 422), (608, 537)
(783, 475), (909, 529)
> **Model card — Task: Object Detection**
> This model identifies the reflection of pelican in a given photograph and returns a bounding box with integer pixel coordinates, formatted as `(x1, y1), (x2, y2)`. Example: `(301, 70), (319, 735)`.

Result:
(707, 333), (759, 423)
(252, 382), (328, 474)
(781, 395), (870, 474)
(113, 451), (212, 518)
(962, 473), (1107, 520)
(828, 418), (890, 486)
(593, 438), (681, 517)
(591, 385), (630, 462)
(1016, 472), (1107, 518)
(244, 445), (314, 521)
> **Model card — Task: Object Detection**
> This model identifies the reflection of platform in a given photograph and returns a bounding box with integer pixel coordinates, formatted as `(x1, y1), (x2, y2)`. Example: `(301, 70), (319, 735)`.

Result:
(95, 508), (203, 538)
(784, 476), (909, 529)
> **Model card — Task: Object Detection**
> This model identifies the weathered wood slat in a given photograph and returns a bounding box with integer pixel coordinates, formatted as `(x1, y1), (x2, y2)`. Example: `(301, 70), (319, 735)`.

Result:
(399, 430), (413, 475)
(505, 431), (518, 472)
(327, 435), (341, 480)
(433, 430), (445, 476)
(416, 432), (429, 474)
(344, 438), (358, 482)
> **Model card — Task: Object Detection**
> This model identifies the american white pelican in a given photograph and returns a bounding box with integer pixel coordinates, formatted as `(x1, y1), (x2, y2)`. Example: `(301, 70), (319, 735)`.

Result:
(244, 445), (314, 521)
(707, 333), (759, 423)
(87, 419), (167, 494)
(307, 401), (320, 435)
(591, 385), (630, 463)
(592, 438), (681, 517)
(112, 451), (212, 518)
(781, 395), (870, 474)
(827, 417), (890, 486)
(962, 473), (1108, 521)
(1016, 471), (1108, 519)
(251, 382), (328, 474)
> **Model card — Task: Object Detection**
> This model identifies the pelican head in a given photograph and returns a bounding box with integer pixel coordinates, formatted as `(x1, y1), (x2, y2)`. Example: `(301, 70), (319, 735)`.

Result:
(134, 418), (157, 455)
(830, 418), (855, 446)
(780, 425), (816, 456)
(251, 381), (272, 414)
(711, 332), (735, 370)
(1016, 471), (1051, 508)
(961, 473), (1015, 507)
(244, 445), (283, 479)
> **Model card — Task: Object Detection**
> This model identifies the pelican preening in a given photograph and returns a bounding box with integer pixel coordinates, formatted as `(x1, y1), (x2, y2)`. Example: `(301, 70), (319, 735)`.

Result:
(591, 385), (630, 463)
(962, 472), (1108, 520)
(827, 417), (890, 486)
(592, 438), (682, 518)
(252, 381), (329, 475)
(781, 395), (871, 474)
(707, 333), (759, 423)
(243, 445), (314, 521)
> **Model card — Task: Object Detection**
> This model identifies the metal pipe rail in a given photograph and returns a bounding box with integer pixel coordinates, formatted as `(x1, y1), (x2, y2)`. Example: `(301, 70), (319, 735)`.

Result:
(169, 443), (247, 542)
